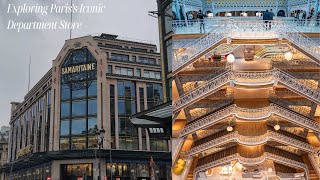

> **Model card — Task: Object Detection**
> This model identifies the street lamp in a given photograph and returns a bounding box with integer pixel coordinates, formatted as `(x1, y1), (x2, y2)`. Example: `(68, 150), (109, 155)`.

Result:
(96, 129), (105, 180)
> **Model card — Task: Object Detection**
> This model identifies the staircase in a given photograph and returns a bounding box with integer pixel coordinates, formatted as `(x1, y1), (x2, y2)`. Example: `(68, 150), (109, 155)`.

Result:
(180, 103), (320, 137)
(173, 25), (227, 73)
(173, 20), (320, 74)
(277, 22), (320, 64)
(173, 70), (232, 112)
(173, 68), (320, 113)
(274, 68), (320, 104)
(302, 154), (319, 180)
(186, 157), (198, 180)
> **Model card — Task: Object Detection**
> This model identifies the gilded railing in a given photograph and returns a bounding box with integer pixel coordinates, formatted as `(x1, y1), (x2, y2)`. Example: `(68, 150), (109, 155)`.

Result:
(188, 130), (313, 156)
(179, 103), (320, 137)
(194, 153), (309, 180)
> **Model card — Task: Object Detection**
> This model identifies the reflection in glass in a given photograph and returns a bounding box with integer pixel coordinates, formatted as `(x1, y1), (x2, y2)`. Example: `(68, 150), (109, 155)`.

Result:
(60, 138), (69, 150)
(71, 119), (86, 135)
(61, 102), (70, 118)
(72, 87), (86, 99)
(60, 120), (70, 136)
(88, 99), (97, 115)
(72, 100), (86, 116)
(88, 118), (97, 134)
(71, 137), (86, 150)
(61, 85), (71, 100)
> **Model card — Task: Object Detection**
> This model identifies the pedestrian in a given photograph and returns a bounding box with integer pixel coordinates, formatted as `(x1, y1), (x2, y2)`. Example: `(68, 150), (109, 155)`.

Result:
(298, 11), (303, 26)
(197, 10), (205, 33)
(188, 13), (193, 20)
(317, 12), (320, 26)
(302, 11), (306, 26)
(270, 9), (275, 20)
(263, 9), (270, 30)
(269, 9), (275, 29)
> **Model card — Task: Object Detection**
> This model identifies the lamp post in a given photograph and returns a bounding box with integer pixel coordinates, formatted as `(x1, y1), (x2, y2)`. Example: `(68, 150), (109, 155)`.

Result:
(96, 129), (105, 180)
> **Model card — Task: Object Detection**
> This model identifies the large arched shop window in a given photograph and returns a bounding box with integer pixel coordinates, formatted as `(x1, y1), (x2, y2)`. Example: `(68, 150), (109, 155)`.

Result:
(59, 48), (98, 150)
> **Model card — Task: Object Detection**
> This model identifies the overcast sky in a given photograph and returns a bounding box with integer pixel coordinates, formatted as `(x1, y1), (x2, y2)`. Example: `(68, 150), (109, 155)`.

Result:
(0, 0), (159, 127)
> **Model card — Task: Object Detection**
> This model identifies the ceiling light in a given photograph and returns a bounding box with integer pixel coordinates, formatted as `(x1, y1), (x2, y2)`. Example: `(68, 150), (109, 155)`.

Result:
(227, 126), (233, 132)
(284, 52), (293, 61)
(268, 168), (273, 173)
(227, 54), (235, 63)
(274, 124), (280, 131)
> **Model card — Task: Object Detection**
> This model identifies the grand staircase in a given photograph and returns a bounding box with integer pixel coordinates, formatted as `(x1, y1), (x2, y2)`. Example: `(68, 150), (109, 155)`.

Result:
(173, 68), (320, 113)
(173, 20), (320, 74)
(179, 103), (320, 136)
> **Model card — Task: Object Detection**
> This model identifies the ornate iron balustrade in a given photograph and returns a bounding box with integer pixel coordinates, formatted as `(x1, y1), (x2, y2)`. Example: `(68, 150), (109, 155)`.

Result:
(182, 65), (231, 93)
(269, 92), (312, 118)
(194, 153), (309, 180)
(179, 103), (320, 137)
(273, 68), (320, 104)
(173, 20), (320, 74)
(173, 24), (227, 72)
(189, 92), (234, 121)
(277, 22), (320, 64)
(178, 157), (193, 180)
(309, 148), (320, 178)
(173, 70), (233, 112)
(173, 18), (320, 34)
(233, 70), (275, 86)
(172, 137), (187, 165)
(188, 130), (314, 156)
(272, 59), (320, 70)
(173, 68), (320, 113)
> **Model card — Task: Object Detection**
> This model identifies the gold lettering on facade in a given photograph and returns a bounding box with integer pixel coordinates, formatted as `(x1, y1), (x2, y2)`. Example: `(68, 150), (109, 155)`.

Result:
(61, 63), (96, 75)
(16, 145), (33, 158)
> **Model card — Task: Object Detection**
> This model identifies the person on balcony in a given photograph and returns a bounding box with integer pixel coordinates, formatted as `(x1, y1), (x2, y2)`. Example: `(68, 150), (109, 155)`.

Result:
(263, 10), (270, 30)
(298, 11), (303, 26)
(197, 10), (205, 33)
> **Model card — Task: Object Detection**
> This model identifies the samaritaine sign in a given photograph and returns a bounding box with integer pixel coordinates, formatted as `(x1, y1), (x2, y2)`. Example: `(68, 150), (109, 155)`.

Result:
(61, 63), (96, 75)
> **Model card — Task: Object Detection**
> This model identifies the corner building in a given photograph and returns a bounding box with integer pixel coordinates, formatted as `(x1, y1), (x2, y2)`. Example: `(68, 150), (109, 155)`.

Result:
(6, 34), (171, 180)
(172, 0), (320, 180)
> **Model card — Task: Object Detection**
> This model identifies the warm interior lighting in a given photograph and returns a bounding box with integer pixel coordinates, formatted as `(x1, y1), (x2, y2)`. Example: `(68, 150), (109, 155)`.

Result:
(268, 168), (273, 173)
(173, 159), (186, 175)
(227, 126), (233, 132)
(256, 12), (262, 17)
(227, 54), (235, 63)
(284, 52), (293, 61)
(274, 124), (280, 131)
(226, 12), (232, 17)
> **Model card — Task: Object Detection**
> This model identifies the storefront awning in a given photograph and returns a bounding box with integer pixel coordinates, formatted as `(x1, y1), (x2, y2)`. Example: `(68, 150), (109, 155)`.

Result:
(129, 101), (172, 128)
(3, 150), (171, 173)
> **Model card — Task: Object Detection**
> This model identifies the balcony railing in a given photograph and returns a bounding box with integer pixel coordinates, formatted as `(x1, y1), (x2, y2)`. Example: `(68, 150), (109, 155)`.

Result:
(173, 18), (320, 34)
(188, 130), (314, 156)
(173, 20), (320, 74)
(172, 137), (187, 165)
(179, 103), (320, 137)
(173, 68), (320, 113)
(194, 152), (309, 180)
(269, 92), (312, 118)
